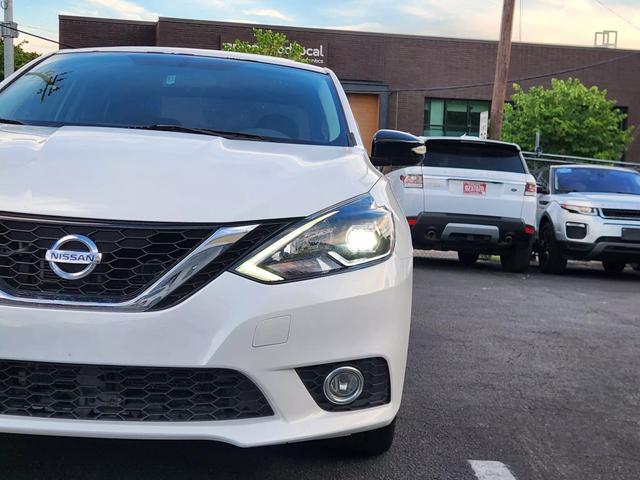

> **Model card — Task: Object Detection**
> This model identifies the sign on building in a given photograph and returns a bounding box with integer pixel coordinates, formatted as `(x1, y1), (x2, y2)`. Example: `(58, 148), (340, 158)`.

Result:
(220, 34), (328, 66)
(479, 111), (488, 140)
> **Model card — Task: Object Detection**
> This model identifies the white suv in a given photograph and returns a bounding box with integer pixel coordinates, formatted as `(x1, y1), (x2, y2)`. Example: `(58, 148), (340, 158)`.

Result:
(386, 137), (537, 272)
(534, 164), (640, 274)
(0, 47), (419, 455)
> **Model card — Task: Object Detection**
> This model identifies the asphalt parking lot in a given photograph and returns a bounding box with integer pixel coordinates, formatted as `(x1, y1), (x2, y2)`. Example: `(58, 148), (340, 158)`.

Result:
(0, 254), (638, 479)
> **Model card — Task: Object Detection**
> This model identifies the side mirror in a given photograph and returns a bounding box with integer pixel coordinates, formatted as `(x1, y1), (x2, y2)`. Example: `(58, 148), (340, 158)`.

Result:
(370, 129), (425, 167)
(537, 183), (549, 195)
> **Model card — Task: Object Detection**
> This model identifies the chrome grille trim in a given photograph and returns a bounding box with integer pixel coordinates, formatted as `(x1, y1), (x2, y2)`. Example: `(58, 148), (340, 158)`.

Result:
(0, 224), (257, 312)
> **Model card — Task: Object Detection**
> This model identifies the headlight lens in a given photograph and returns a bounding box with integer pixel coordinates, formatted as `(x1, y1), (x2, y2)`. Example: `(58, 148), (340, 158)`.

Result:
(561, 203), (597, 215)
(235, 195), (394, 282)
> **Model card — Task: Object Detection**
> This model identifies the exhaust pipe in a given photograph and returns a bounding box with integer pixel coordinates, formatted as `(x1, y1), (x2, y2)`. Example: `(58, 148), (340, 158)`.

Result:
(504, 235), (514, 245)
(426, 230), (437, 240)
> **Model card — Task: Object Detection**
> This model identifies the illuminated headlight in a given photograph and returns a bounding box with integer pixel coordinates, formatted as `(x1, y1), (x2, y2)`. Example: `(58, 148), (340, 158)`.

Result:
(235, 194), (394, 282)
(561, 203), (597, 215)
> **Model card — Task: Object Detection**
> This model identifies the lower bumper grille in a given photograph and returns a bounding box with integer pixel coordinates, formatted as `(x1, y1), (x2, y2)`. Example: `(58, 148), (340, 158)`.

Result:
(0, 360), (273, 422)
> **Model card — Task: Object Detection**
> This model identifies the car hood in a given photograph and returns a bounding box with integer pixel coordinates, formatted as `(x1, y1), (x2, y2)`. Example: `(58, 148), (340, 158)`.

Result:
(0, 125), (379, 222)
(555, 192), (640, 209)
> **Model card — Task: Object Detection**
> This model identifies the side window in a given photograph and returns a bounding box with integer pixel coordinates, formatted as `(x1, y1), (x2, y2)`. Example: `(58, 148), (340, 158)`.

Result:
(536, 168), (550, 189)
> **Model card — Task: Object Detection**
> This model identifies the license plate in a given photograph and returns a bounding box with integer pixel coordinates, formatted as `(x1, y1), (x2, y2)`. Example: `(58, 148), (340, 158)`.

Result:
(463, 182), (487, 196)
(622, 228), (640, 241)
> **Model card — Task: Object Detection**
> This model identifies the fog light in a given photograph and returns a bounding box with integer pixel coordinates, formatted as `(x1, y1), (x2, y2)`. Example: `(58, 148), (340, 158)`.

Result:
(323, 366), (364, 405)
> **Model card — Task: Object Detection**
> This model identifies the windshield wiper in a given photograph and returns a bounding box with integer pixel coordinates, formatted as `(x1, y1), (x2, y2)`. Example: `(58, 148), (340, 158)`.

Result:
(129, 124), (269, 141)
(0, 118), (26, 125)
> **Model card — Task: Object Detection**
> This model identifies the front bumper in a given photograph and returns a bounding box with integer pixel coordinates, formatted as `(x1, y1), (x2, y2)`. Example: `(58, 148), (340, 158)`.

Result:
(410, 212), (533, 253)
(553, 210), (640, 261)
(0, 254), (412, 447)
(559, 239), (640, 261)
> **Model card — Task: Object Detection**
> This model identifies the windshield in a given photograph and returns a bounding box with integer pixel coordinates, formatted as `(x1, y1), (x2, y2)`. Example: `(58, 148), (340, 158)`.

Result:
(554, 167), (640, 195)
(424, 140), (526, 173)
(0, 52), (350, 146)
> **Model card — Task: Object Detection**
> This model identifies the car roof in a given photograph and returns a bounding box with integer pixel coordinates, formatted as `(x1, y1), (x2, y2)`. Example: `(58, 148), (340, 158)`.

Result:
(420, 136), (521, 150)
(56, 46), (328, 74)
(550, 164), (638, 174)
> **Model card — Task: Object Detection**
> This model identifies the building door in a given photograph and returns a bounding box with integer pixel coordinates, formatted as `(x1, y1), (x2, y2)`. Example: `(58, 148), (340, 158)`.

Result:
(346, 93), (379, 154)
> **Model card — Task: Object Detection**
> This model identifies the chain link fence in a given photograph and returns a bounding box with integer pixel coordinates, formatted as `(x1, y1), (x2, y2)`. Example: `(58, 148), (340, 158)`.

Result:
(523, 152), (640, 173)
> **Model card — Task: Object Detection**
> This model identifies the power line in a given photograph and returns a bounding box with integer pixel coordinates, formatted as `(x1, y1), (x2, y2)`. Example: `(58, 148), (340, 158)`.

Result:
(592, 0), (640, 31)
(392, 49), (640, 93)
(1, 23), (74, 48)
(20, 24), (57, 34)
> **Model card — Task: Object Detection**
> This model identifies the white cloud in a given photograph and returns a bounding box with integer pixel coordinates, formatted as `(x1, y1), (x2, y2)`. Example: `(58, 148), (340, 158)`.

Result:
(224, 18), (259, 25)
(322, 22), (383, 31)
(242, 8), (293, 21)
(87, 0), (158, 21)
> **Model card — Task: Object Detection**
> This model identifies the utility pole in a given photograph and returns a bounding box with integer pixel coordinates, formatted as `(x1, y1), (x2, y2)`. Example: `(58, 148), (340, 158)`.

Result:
(2, 0), (17, 79)
(489, 0), (515, 140)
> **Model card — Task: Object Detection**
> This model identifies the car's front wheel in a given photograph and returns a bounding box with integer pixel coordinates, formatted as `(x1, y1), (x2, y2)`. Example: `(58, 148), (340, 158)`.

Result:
(602, 259), (626, 274)
(458, 251), (479, 266)
(538, 222), (567, 274)
(332, 418), (396, 457)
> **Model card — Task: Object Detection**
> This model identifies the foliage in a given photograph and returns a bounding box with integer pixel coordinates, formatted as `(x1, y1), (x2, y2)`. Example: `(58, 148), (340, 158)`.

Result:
(502, 78), (634, 160)
(222, 28), (307, 63)
(0, 40), (40, 78)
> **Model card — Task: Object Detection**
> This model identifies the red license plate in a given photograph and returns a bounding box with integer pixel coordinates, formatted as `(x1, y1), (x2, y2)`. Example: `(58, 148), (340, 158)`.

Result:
(463, 182), (487, 195)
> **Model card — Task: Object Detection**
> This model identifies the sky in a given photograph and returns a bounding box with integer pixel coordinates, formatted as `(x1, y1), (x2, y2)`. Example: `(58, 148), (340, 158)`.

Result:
(12, 0), (640, 54)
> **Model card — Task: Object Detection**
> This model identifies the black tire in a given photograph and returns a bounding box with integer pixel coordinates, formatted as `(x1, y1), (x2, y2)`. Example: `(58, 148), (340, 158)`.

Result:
(458, 251), (480, 266)
(538, 222), (567, 274)
(602, 259), (626, 274)
(333, 419), (396, 457)
(500, 244), (532, 273)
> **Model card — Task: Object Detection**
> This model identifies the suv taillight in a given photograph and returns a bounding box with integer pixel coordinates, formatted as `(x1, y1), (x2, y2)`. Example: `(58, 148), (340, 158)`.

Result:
(400, 174), (423, 189)
(525, 182), (537, 196)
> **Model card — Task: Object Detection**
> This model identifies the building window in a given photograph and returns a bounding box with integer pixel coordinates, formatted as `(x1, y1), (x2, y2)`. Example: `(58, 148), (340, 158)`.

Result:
(424, 99), (490, 137)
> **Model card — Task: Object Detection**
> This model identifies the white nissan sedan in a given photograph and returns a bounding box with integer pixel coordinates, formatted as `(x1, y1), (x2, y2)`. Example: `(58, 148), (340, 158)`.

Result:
(0, 47), (420, 455)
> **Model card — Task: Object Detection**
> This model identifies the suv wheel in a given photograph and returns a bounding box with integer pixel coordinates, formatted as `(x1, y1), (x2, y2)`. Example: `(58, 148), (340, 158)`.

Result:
(458, 251), (479, 266)
(332, 419), (396, 457)
(538, 222), (567, 274)
(500, 245), (532, 273)
(602, 259), (626, 274)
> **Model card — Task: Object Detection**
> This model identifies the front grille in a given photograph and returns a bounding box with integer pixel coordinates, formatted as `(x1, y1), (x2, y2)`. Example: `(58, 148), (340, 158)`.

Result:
(297, 357), (390, 412)
(601, 209), (640, 220)
(0, 213), (292, 308)
(0, 359), (273, 421)
(0, 214), (214, 302)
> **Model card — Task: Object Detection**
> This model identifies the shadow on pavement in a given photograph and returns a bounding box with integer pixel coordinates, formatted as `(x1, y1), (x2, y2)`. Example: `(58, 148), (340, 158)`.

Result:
(0, 432), (381, 480)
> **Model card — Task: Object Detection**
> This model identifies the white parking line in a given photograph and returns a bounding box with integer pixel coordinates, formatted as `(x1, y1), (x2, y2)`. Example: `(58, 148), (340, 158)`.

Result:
(468, 460), (517, 480)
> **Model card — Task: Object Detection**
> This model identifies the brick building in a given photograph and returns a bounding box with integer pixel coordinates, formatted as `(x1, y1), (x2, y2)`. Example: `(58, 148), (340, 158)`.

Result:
(59, 15), (640, 160)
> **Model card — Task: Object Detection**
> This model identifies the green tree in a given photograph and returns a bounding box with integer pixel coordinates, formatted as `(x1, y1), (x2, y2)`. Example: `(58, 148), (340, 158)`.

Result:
(502, 78), (634, 160)
(0, 40), (40, 78)
(222, 28), (307, 63)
